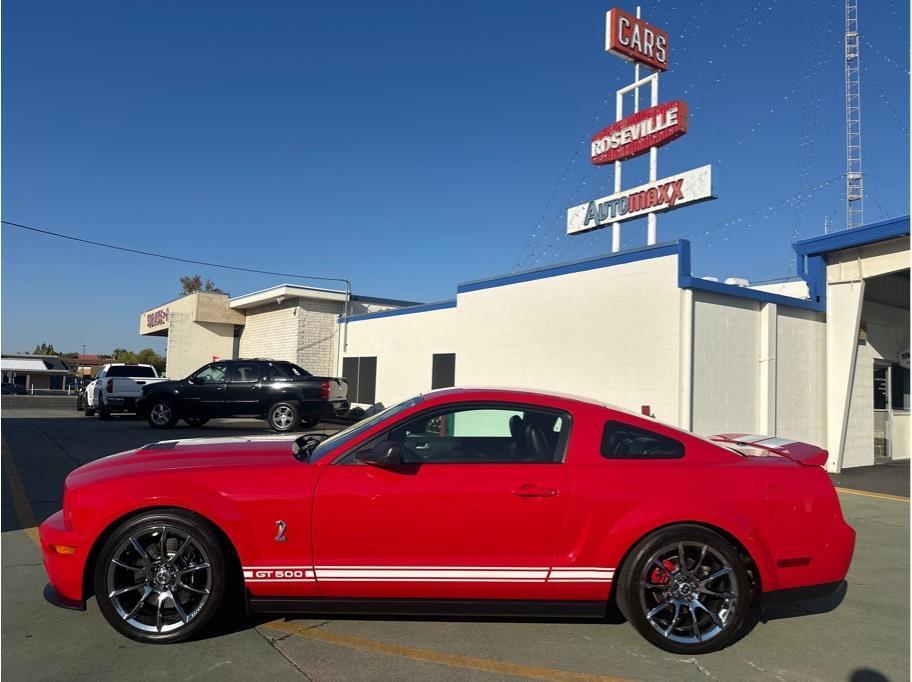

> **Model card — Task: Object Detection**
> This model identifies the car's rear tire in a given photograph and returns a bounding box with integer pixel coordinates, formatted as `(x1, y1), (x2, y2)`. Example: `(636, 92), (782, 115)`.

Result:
(183, 417), (209, 427)
(615, 524), (752, 655)
(267, 401), (300, 432)
(299, 415), (320, 429)
(98, 397), (111, 420)
(93, 509), (227, 644)
(147, 400), (178, 428)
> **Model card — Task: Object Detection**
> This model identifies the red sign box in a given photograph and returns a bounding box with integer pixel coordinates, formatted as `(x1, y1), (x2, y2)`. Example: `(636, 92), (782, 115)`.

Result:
(605, 7), (668, 71)
(591, 101), (687, 165)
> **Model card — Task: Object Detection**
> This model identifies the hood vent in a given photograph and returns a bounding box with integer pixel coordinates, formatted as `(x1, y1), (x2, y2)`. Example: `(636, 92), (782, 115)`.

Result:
(142, 441), (178, 451)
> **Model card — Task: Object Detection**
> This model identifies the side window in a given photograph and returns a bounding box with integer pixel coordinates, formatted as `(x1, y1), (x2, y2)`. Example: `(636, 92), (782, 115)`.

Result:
(192, 363), (227, 384)
(228, 362), (261, 383)
(388, 404), (571, 464)
(431, 353), (455, 390)
(600, 421), (684, 459)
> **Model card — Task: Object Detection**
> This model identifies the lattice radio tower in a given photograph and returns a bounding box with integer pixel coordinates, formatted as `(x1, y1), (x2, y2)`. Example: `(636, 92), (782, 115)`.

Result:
(844, 0), (864, 228)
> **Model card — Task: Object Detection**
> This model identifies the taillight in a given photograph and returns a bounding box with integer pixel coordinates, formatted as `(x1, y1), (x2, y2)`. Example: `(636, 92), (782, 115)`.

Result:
(320, 381), (329, 400)
(106, 379), (114, 393)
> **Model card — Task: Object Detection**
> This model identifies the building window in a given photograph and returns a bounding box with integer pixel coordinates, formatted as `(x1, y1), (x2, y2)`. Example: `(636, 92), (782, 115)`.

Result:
(601, 421), (684, 459)
(342, 356), (377, 404)
(431, 353), (456, 390)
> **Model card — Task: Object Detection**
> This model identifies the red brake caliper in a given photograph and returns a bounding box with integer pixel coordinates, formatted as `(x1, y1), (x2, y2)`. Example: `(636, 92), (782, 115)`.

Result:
(649, 559), (677, 585)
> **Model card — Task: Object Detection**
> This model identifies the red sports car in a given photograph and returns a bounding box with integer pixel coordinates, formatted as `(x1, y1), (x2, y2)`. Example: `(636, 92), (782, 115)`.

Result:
(39, 388), (854, 654)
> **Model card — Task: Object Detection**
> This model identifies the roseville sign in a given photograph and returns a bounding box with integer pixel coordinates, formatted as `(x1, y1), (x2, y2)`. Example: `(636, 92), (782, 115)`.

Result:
(567, 165), (713, 235)
(605, 7), (668, 71)
(591, 101), (687, 165)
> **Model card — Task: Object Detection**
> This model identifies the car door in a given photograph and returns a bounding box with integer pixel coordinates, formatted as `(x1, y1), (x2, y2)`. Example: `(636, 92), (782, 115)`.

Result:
(224, 361), (264, 415)
(181, 363), (228, 415)
(311, 402), (572, 599)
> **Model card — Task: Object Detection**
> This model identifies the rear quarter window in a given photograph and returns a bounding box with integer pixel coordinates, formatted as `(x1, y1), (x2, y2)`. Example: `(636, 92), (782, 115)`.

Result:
(601, 421), (684, 459)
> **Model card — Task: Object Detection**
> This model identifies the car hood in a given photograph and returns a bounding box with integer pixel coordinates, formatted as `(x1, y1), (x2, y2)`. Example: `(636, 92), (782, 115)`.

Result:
(67, 435), (305, 486)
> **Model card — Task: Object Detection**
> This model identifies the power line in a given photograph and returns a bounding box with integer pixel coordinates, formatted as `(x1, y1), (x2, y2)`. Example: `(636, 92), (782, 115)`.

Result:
(1, 220), (351, 289)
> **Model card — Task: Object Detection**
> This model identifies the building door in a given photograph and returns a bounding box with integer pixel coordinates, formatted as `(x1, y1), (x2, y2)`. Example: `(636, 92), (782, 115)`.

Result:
(873, 361), (892, 462)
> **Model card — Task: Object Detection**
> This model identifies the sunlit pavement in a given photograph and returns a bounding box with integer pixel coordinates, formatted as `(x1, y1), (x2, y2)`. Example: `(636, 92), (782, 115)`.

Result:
(3, 406), (909, 681)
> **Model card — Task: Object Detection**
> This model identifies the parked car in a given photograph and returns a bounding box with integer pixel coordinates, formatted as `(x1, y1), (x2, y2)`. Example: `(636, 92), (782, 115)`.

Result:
(137, 359), (348, 432)
(83, 364), (168, 419)
(40, 387), (854, 653)
(1, 382), (27, 395)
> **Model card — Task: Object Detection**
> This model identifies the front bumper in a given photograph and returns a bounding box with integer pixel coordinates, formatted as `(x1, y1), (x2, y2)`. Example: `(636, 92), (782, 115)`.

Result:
(39, 510), (88, 610)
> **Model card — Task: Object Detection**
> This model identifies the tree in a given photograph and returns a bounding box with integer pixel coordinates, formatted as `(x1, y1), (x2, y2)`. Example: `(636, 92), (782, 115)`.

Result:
(111, 348), (166, 374)
(33, 342), (57, 356)
(179, 274), (226, 296)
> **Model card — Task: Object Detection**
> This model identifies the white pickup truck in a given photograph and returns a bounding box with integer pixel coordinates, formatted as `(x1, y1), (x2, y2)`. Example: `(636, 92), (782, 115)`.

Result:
(82, 364), (168, 419)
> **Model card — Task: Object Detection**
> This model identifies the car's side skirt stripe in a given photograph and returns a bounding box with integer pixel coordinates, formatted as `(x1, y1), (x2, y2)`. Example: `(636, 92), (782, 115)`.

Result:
(242, 566), (615, 583)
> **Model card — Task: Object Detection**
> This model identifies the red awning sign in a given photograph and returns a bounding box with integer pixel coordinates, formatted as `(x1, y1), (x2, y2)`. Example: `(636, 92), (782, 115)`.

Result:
(605, 7), (669, 71)
(591, 101), (687, 165)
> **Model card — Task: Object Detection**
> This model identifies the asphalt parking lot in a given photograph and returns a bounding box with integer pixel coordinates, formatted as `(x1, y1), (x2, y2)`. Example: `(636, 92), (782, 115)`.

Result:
(2, 398), (909, 681)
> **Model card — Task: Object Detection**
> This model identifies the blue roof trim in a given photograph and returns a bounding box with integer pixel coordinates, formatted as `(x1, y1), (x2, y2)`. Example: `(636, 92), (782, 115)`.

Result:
(341, 299), (457, 323)
(676, 239), (823, 311)
(457, 242), (681, 294)
(793, 215), (910, 257)
(792, 215), (909, 308)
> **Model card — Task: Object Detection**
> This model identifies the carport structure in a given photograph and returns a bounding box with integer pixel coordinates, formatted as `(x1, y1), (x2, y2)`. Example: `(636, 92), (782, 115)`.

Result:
(795, 216), (910, 472)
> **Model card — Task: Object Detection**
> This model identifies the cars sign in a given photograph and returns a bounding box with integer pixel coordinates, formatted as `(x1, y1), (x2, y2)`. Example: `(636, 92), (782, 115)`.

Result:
(605, 7), (669, 71)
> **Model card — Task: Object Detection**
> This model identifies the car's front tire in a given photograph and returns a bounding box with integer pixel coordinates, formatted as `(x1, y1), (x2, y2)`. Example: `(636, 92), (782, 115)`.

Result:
(267, 401), (300, 432)
(147, 399), (178, 428)
(93, 509), (227, 644)
(616, 524), (752, 655)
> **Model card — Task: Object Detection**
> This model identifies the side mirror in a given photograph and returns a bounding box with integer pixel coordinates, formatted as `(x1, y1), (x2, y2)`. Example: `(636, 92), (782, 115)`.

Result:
(355, 441), (402, 467)
(188, 376), (200, 384)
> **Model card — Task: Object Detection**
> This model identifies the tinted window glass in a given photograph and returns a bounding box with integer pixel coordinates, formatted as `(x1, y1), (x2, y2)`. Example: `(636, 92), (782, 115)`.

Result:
(192, 364), (227, 384)
(387, 405), (570, 464)
(106, 365), (157, 378)
(601, 421), (684, 459)
(311, 395), (424, 462)
(228, 362), (261, 383)
(431, 353), (456, 389)
(342, 356), (377, 403)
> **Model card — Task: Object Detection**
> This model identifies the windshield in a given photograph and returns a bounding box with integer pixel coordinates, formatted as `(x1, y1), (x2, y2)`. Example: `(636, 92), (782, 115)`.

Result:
(309, 395), (424, 462)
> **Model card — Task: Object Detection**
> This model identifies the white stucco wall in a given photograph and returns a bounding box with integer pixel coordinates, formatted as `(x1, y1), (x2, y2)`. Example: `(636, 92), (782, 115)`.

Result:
(691, 292), (760, 435)
(454, 255), (683, 424)
(776, 308), (827, 447)
(342, 306), (458, 405)
(164, 313), (236, 380)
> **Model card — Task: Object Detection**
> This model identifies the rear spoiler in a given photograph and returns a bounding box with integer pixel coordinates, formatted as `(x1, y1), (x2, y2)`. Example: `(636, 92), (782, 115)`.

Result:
(709, 434), (828, 467)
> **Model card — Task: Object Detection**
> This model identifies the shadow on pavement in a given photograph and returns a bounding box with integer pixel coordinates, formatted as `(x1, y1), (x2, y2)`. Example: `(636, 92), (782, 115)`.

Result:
(828, 460), (910, 497)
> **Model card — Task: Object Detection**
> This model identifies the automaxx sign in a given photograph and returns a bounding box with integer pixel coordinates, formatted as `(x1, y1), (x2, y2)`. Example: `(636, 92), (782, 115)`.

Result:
(568, 165), (712, 234)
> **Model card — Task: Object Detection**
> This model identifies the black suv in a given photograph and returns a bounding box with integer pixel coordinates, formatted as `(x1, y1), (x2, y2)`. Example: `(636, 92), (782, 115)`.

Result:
(138, 359), (349, 432)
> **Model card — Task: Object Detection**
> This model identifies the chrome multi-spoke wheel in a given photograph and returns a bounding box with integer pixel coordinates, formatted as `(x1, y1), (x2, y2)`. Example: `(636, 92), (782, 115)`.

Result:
(147, 400), (178, 428)
(639, 541), (737, 645)
(617, 525), (752, 654)
(95, 511), (226, 643)
(106, 527), (211, 633)
(268, 402), (299, 432)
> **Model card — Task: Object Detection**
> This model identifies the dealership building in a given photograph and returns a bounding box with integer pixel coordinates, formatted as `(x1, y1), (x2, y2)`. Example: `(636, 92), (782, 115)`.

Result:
(140, 216), (909, 472)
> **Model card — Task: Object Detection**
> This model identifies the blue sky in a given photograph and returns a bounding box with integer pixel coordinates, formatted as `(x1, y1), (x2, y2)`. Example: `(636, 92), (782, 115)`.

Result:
(3, 0), (909, 354)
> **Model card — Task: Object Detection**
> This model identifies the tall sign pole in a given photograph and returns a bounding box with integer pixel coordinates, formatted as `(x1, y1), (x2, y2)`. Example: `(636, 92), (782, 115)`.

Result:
(568, 6), (715, 249)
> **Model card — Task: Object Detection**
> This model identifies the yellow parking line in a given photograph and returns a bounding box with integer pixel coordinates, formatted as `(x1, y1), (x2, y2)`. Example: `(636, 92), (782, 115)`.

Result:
(264, 620), (628, 682)
(1, 435), (41, 544)
(835, 487), (910, 503)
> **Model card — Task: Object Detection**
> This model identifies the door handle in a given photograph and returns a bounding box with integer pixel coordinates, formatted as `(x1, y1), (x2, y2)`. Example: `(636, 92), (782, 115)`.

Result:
(511, 485), (558, 498)
(414, 442), (430, 450)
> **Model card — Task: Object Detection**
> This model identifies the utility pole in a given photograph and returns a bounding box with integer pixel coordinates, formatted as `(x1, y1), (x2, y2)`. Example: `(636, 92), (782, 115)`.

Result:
(844, 0), (864, 228)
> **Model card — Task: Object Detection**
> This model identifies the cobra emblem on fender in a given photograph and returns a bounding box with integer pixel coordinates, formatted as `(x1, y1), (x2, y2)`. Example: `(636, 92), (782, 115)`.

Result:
(274, 520), (287, 542)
